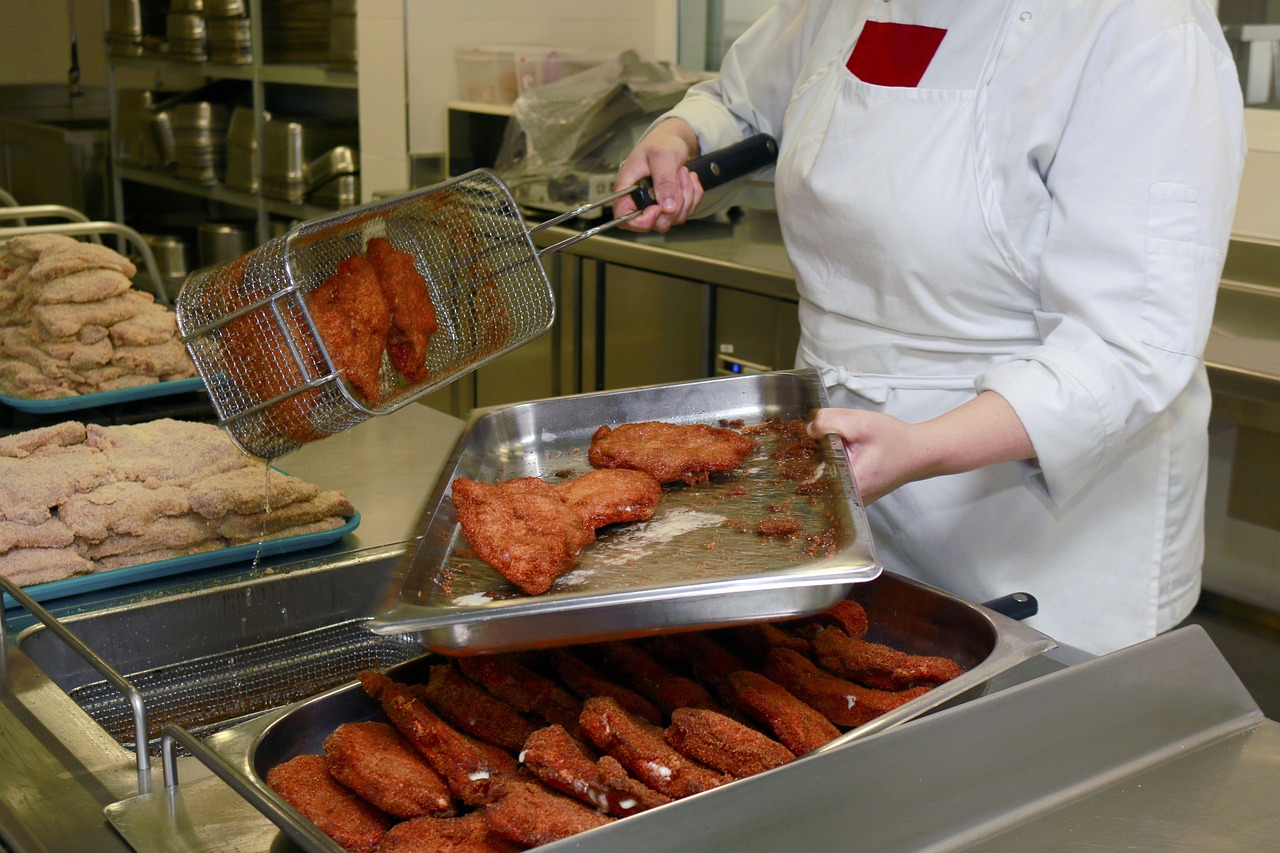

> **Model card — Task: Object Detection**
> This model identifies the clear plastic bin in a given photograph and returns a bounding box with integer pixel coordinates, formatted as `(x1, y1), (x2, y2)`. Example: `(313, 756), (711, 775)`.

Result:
(454, 45), (523, 104)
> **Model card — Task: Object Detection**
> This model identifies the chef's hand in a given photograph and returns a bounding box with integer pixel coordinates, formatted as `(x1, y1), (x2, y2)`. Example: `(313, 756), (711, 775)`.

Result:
(614, 118), (704, 233)
(808, 391), (1036, 505)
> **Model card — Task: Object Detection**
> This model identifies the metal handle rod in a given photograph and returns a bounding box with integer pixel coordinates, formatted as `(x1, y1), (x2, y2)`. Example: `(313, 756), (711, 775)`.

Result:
(161, 724), (344, 852)
(0, 205), (93, 228)
(0, 220), (171, 306)
(0, 577), (151, 779)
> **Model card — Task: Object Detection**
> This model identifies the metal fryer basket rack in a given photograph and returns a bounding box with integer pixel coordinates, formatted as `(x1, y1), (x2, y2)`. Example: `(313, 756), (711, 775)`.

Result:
(66, 618), (423, 756)
(176, 171), (557, 460)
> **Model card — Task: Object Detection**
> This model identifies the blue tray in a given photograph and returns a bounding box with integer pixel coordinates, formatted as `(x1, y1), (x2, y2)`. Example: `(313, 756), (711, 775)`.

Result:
(3, 511), (360, 611)
(0, 377), (206, 414)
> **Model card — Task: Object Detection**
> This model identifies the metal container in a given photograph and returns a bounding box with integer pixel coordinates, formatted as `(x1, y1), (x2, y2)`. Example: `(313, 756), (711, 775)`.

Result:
(143, 233), (190, 280)
(261, 117), (359, 203)
(162, 569), (1054, 852)
(197, 222), (252, 266)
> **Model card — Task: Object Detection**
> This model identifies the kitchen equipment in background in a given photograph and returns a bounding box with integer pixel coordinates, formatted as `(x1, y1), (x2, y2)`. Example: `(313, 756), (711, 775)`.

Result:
(496, 50), (713, 218)
(446, 102), (513, 177)
(176, 134), (777, 460)
(165, 4), (208, 63)
(224, 106), (269, 194)
(715, 288), (801, 376)
(260, 116), (359, 203)
(142, 233), (191, 299)
(205, 1), (252, 66)
(197, 221), (252, 267)
(115, 89), (163, 168)
(329, 0), (357, 72)
(106, 0), (144, 57)
(261, 0), (331, 64)
(171, 101), (229, 184)
(308, 172), (358, 209)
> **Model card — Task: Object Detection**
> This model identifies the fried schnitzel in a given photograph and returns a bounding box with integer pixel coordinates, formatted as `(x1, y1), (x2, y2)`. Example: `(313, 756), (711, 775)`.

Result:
(588, 421), (757, 485)
(364, 237), (437, 383)
(554, 468), (661, 529)
(451, 476), (594, 595)
(307, 254), (391, 403)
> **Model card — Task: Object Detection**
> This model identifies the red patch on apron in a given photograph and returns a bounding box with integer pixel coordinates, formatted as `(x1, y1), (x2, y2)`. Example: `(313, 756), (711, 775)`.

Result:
(846, 21), (947, 88)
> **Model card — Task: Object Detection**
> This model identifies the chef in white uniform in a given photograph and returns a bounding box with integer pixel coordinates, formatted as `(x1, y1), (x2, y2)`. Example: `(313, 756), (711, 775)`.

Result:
(615, 0), (1245, 654)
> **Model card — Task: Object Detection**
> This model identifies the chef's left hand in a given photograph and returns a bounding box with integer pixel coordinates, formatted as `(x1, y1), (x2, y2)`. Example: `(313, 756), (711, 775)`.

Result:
(808, 391), (1037, 504)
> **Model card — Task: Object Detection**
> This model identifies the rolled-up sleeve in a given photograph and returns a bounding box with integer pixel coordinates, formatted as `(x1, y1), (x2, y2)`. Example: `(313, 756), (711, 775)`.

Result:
(977, 20), (1244, 504)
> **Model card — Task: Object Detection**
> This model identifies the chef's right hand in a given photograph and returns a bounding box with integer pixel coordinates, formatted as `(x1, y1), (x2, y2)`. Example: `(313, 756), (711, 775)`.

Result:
(614, 118), (704, 233)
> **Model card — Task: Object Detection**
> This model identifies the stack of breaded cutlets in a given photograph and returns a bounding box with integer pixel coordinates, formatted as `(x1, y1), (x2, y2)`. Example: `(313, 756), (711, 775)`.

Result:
(0, 233), (197, 399)
(0, 419), (354, 588)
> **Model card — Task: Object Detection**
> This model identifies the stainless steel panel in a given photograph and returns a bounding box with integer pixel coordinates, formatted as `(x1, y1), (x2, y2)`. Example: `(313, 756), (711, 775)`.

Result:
(373, 370), (881, 652)
(596, 261), (711, 390)
(715, 286), (801, 375)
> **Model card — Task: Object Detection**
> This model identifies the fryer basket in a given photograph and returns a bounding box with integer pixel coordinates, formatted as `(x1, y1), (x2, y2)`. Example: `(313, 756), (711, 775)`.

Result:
(176, 135), (778, 460)
(176, 171), (556, 460)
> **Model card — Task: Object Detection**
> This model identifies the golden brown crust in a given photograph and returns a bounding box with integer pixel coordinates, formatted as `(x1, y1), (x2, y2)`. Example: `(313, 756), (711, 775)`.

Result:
(554, 468), (662, 529)
(520, 723), (670, 817)
(724, 669), (841, 755)
(587, 421), (756, 485)
(451, 477), (595, 595)
(664, 707), (796, 778)
(482, 779), (613, 847)
(594, 641), (719, 718)
(417, 664), (539, 752)
(359, 671), (517, 807)
(810, 626), (964, 689)
(323, 721), (454, 819)
(456, 654), (584, 735)
(307, 253), (391, 403)
(364, 237), (437, 384)
(265, 754), (389, 853)
(762, 647), (931, 728)
(578, 696), (731, 799)
(377, 813), (523, 853)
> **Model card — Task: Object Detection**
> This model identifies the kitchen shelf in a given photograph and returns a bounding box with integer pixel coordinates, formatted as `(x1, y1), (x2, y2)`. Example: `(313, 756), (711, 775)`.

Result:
(114, 164), (336, 221)
(107, 56), (357, 89)
(105, 0), (361, 246)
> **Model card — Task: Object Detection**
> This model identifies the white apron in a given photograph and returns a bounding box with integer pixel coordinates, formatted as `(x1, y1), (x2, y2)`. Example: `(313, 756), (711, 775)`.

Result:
(773, 2), (1207, 654)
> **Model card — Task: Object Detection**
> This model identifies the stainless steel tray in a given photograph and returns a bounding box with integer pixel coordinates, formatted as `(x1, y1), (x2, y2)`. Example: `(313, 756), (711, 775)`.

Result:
(370, 370), (881, 653)
(157, 570), (1055, 853)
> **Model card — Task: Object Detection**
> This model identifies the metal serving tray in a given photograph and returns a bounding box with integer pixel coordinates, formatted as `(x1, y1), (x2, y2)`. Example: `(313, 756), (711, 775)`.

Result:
(146, 570), (1055, 853)
(370, 369), (881, 653)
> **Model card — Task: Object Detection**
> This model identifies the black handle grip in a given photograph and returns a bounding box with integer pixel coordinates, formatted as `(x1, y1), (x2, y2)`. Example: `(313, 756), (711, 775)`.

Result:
(630, 133), (778, 209)
(981, 592), (1038, 621)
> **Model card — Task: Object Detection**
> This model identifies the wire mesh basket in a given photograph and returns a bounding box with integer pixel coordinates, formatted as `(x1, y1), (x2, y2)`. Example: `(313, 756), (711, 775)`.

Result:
(175, 171), (556, 460)
(67, 619), (424, 756)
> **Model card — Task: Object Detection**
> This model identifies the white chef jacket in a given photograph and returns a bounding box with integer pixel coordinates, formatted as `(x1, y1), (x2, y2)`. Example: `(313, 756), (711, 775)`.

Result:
(663, 0), (1245, 653)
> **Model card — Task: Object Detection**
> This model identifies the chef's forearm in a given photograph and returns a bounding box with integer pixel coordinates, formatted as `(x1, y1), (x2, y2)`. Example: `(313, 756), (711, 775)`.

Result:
(912, 390), (1036, 479)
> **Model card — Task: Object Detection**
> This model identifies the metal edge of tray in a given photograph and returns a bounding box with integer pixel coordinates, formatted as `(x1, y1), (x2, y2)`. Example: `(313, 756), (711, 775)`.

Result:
(163, 571), (1055, 853)
(368, 369), (881, 651)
